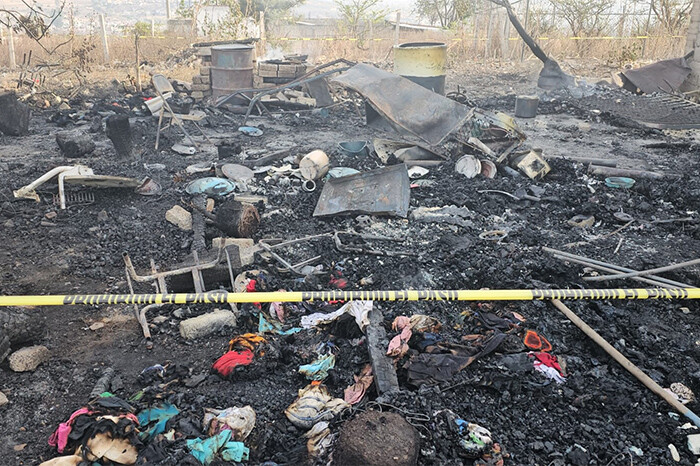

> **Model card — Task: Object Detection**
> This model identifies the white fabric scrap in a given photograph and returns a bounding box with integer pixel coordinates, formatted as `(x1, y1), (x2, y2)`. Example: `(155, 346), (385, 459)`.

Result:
(533, 361), (566, 384)
(301, 301), (372, 331)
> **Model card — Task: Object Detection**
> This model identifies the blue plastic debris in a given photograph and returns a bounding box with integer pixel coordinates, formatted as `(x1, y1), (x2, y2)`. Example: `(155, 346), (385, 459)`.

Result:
(187, 430), (250, 464)
(185, 177), (236, 196)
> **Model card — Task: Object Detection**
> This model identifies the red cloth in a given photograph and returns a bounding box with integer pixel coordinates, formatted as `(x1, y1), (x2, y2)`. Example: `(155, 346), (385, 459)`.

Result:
(212, 349), (255, 377)
(245, 280), (262, 309)
(531, 352), (564, 376)
(48, 407), (92, 453)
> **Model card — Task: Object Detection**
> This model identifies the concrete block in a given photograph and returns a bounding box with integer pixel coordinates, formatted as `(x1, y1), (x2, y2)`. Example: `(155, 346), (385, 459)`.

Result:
(191, 91), (204, 100)
(296, 64), (307, 76)
(258, 62), (279, 77)
(192, 75), (204, 84)
(179, 309), (237, 340)
(200, 66), (211, 76)
(277, 64), (298, 78)
(166, 206), (193, 231)
(195, 47), (211, 57)
(689, 433), (700, 455)
(0, 92), (31, 136)
(200, 75), (210, 84)
(191, 83), (211, 92)
(212, 238), (256, 266)
(8, 345), (50, 372)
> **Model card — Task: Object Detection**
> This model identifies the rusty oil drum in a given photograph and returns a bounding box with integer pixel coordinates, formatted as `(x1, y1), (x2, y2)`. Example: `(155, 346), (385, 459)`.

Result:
(211, 44), (255, 99)
(393, 42), (447, 95)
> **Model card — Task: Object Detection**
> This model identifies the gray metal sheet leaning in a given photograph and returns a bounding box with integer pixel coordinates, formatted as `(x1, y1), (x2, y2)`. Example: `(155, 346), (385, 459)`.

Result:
(332, 64), (473, 146)
(313, 164), (410, 218)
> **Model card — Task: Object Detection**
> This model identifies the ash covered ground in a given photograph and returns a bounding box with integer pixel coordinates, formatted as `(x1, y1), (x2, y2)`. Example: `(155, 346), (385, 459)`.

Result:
(0, 68), (699, 465)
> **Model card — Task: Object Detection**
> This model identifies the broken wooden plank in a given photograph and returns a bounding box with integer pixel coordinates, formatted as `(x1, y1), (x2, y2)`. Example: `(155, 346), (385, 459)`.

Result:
(366, 308), (400, 394)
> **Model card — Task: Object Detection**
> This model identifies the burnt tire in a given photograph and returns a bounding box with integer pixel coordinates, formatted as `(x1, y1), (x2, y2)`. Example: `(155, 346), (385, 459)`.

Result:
(0, 308), (45, 348)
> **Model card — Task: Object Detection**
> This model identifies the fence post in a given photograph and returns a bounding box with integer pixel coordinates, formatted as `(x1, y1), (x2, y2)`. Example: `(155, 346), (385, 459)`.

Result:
(394, 11), (401, 46)
(99, 13), (110, 63)
(259, 11), (266, 49)
(369, 19), (374, 61)
(520, 0), (530, 61)
(135, 31), (142, 93)
(165, 0), (171, 20)
(472, 0), (479, 54)
(501, 12), (509, 59)
(641, 0), (652, 58)
(486, 6), (494, 58)
(151, 19), (155, 37)
(7, 25), (16, 69)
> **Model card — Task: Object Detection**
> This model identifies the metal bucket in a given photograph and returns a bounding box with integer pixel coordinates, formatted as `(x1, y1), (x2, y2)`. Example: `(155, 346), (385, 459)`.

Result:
(211, 44), (255, 99)
(393, 42), (447, 95)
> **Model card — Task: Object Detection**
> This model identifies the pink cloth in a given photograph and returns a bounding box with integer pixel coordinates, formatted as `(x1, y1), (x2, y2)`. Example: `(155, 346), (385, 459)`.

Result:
(48, 407), (91, 453)
(387, 325), (412, 358)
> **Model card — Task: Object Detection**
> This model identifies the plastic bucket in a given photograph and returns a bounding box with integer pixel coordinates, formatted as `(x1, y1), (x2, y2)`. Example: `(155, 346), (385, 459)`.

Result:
(299, 150), (330, 180)
(338, 141), (368, 156)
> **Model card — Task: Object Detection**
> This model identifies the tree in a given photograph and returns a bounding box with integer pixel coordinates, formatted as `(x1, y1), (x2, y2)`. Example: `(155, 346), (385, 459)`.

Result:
(334, 0), (386, 46)
(0, 0), (67, 54)
(547, 0), (612, 39)
(413, 0), (473, 28)
(650, 0), (692, 34)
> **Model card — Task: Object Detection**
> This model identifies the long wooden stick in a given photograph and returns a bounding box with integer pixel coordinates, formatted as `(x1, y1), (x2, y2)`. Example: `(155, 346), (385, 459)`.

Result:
(585, 257), (700, 282)
(551, 299), (700, 428)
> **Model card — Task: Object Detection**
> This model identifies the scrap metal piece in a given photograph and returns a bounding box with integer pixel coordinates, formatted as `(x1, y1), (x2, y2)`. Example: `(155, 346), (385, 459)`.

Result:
(620, 55), (692, 94)
(313, 164), (411, 218)
(373, 138), (445, 166)
(333, 64), (473, 147)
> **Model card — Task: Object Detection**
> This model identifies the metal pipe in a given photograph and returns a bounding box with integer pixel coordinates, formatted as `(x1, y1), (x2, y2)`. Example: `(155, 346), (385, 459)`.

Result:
(543, 247), (692, 288)
(584, 257), (700, 283)
(551, 299), (700, 428)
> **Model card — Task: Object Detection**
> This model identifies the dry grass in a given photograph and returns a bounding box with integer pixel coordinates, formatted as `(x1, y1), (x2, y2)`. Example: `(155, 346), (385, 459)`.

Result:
(0, 25), (686, 93)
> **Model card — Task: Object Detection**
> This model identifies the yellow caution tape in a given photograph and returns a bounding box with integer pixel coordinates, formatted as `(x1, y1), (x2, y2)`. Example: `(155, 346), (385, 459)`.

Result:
(0, 288), (698, 307)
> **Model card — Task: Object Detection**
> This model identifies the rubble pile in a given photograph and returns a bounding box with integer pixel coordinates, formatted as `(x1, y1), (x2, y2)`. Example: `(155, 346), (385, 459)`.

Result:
(0, 58), (699, 466)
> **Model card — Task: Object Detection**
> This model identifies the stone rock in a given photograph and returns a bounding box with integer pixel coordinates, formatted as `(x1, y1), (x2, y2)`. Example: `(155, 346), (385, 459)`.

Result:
(8, 345), (50, 372)
(166, 206), (193, 231)
(179, 309), (237, 340)
(689, 433), (700, 455)
(55, 131), (95, 158)
(0, 92), (31, 136)
(334, 411), (419, 466)
(0, 391), (8, 407)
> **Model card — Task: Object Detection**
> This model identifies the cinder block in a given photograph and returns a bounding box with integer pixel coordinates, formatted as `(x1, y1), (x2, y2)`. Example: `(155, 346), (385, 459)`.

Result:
(277, 64), (298, 78)
(191, 91), (204, 100)
(191, 83), (210, 91)
(196, 46), (211, 57)
(200, 75), (210, 84)
(200, 66), (211, 76)
(258, 62), (279, 77)
(192, 75), (204, 84)
(179, 309), (237, 340)
(295, 64), (307, 76)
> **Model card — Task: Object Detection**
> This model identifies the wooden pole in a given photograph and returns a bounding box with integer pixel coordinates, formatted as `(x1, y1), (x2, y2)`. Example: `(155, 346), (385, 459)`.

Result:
(486, 6), (494, 58)
(551, 299), (700, 428)
(472, 0), (479, 53)
(165, 0), (171, 20)
(151, 19), (155, 37)
(135, 31), (142, 92)
(8, 25), (16, 69)
(642, 0), (653, 58)
(99, 13), (110, 63)
(259, 11), (266, 51)
(520, 0), (530, 62)
(394, 11), (401, 46)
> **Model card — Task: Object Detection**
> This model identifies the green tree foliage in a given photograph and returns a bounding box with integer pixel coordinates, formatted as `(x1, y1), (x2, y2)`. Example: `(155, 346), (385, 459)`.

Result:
(413, 0), (473, 28)
(334, 0), (386, 46)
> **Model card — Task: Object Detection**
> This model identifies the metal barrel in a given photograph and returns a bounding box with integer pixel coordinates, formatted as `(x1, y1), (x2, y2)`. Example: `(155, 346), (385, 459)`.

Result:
(393, 42), (447, 95)
(211, 44), (255, 99)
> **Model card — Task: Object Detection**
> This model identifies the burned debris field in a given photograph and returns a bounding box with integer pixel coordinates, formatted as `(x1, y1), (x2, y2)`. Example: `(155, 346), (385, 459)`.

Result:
(1, 49), (700, 466)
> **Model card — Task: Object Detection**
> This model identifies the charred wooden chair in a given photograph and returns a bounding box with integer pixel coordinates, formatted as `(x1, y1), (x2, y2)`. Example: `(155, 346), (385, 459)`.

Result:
(152, 74), (209, 150)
